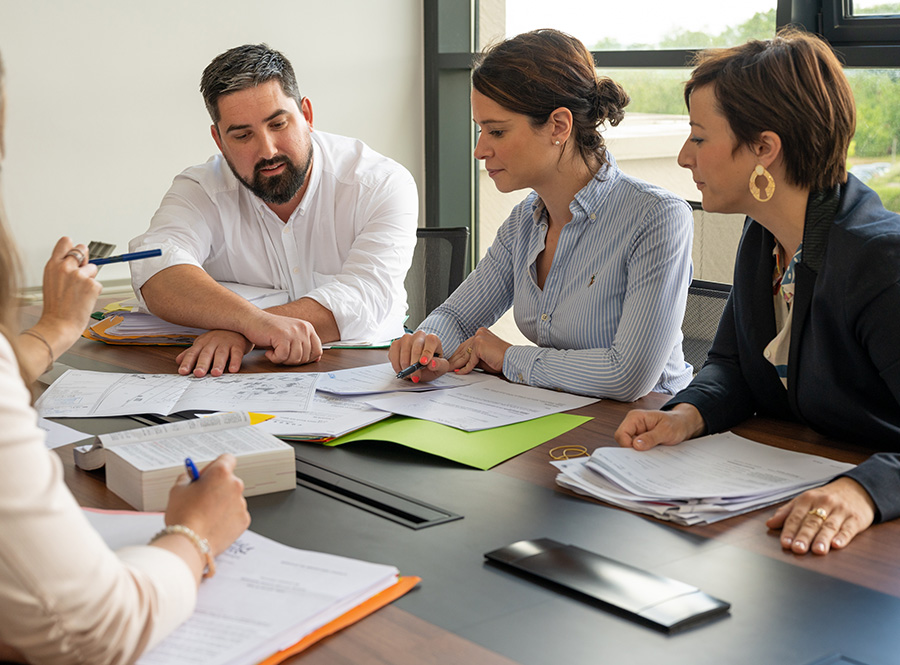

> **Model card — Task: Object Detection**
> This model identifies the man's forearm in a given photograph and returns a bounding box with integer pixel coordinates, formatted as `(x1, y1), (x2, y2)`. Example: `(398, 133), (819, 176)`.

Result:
(266, 298), (340, 343)
(139, 266), (266, 334)
(141, 266), (341, 341)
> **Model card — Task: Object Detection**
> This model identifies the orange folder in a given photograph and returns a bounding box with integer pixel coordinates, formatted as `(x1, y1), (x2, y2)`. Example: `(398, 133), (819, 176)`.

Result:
(256, 575), (421, 665)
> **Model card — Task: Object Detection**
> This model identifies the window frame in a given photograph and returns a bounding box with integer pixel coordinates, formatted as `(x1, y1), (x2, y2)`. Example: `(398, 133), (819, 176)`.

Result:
(821, 0), (900, 46)
(423, 0), (900, 265)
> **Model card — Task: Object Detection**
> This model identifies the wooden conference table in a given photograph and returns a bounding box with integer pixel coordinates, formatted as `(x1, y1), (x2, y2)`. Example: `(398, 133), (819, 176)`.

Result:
(40, 332), (900, 665)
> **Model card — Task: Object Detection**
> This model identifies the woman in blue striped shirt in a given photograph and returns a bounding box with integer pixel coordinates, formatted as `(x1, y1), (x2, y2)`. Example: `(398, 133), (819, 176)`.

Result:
(389, 29), (693, 400)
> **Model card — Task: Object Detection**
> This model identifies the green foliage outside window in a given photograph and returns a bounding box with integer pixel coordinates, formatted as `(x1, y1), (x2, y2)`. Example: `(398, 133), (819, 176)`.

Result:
(597, 8), (900, 211)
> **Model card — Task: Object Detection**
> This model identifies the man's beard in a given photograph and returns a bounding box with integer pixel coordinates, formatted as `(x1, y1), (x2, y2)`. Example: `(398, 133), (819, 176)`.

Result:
(227, 144), (313, 205)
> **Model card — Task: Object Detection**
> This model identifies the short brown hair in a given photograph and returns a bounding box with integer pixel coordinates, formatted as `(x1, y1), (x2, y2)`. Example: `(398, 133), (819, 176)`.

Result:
(200, 44), (302, 126)
(473, 29), (629, 171)
(684, 28), (855, 192)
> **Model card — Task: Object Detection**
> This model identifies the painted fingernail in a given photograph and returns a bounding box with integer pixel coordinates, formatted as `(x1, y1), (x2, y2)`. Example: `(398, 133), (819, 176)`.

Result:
(411, 376), (420, 383)
(431, 360), (437, 370)
(420, 356), (429, 364)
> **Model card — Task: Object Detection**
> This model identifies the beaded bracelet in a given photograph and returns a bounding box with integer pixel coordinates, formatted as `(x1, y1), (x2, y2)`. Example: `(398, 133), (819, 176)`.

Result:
(150, 524), (216, 578)
(20, 329), (54, 374)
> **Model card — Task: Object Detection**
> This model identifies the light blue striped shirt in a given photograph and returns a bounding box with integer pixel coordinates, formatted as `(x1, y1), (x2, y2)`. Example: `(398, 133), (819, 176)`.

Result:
(419, 155), (694, 400)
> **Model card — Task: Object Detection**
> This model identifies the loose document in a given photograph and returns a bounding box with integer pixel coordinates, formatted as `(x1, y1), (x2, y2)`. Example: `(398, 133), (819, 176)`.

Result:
(255, 393), (392, 441)
(38, 417), (90, 449)
(85, 509), (403, 665)
(364, 379), (597, 431)
(554, 432), (855, 525)
(38, 363), (596, 444)
(35, 370), (319, 417)
(316, 362), (491, 395)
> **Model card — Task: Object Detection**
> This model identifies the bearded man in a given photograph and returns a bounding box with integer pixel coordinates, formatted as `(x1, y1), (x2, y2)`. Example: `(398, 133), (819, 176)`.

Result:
(129, 44), (418, 376)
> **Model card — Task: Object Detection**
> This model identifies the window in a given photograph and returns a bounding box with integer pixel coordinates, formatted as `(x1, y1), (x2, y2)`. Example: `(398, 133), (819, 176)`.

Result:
(850, 1), (900, 16)
(846, 69), (900, 212)
(822, 0), (900, 45)
(424, 0), (900, 293)
(505, 0), (777, 51)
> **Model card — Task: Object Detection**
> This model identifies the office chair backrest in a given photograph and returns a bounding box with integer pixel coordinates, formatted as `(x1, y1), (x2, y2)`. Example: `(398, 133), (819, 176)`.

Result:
(682, 279), (731, 374)
(404, 227), (470, 330)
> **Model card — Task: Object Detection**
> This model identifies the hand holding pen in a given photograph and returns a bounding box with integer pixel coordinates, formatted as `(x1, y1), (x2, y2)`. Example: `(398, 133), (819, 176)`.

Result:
(396, 352), (442, 379)
(388, 331), (449, 383)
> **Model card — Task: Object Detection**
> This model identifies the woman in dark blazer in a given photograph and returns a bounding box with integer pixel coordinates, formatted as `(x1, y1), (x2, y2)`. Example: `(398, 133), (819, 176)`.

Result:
(615, 28), (900, 556)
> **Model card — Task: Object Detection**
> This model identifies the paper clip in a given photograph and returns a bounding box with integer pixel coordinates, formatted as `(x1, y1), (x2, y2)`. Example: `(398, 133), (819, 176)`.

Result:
(549, 445), (588, 460)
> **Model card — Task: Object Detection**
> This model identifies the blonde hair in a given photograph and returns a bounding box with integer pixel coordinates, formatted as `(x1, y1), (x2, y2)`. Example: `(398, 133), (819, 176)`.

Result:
(0, 49), (24, 347)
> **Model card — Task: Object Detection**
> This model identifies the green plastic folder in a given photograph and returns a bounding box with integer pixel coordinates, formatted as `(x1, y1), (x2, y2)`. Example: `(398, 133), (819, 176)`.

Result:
(326, 414), (591, 470)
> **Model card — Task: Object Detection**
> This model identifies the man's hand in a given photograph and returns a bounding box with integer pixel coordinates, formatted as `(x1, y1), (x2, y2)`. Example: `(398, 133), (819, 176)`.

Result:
(176, 331), (254, 377)
(243, 311), (323, 366)
(176, 312), (323, 376)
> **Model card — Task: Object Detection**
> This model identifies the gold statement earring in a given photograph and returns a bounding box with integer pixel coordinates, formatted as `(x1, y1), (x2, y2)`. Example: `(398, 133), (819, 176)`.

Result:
(749, 164), (775, 202)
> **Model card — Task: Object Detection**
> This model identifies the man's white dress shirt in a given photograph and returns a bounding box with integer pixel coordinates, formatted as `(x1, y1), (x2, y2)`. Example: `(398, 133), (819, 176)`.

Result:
(130, 131), (418, 341)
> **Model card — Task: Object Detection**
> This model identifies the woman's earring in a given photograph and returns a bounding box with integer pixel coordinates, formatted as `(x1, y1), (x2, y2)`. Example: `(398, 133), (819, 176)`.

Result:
(554, 140), (561, 145)
(749, 164), (775, 202)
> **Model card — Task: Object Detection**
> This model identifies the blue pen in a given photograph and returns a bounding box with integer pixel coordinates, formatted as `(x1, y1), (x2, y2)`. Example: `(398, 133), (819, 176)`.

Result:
(90, 249), (162, 265)
(185, 457), (200, 482)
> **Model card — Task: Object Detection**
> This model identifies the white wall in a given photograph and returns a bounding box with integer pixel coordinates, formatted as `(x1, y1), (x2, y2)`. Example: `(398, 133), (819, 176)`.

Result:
(0, 0), (424, 288)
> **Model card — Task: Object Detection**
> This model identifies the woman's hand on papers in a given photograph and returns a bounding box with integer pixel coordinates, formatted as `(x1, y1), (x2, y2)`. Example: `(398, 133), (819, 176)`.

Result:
(176, 330), (255, 377)
(164, 453), (250, 558)
(614, 404), (706, 450)
(766, 477), (876, 556)
(449, 327), (510, 376)
(389, 331), (449, 382)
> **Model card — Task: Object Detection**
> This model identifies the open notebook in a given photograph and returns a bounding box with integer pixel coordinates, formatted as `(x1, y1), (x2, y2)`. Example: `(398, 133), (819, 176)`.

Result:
(85, 508), (419, 665)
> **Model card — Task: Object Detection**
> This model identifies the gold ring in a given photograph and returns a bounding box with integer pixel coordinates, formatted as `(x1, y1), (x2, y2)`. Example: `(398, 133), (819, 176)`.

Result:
(466, 347), (473, 354)
(549, 445), (588, 460)
(64, 248), (86, 265)
(808, 507), (828, 522)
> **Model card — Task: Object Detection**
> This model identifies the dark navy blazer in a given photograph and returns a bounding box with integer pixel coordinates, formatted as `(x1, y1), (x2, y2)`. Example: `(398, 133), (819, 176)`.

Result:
(668, 174), (900, 522)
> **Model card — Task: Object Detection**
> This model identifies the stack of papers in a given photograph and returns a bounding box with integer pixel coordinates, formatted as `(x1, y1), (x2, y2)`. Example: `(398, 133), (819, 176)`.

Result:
(84, 312), (207, 345)
(554, 432), (856, 525)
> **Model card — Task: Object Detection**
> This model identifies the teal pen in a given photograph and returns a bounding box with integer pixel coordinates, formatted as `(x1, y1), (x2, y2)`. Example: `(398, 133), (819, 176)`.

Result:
(90, 249), (162, 265)
(185, 458), (200, 482)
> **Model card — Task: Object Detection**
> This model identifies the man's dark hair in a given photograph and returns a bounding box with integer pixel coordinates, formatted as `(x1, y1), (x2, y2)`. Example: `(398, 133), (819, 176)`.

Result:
(200, 44), (302, 125)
